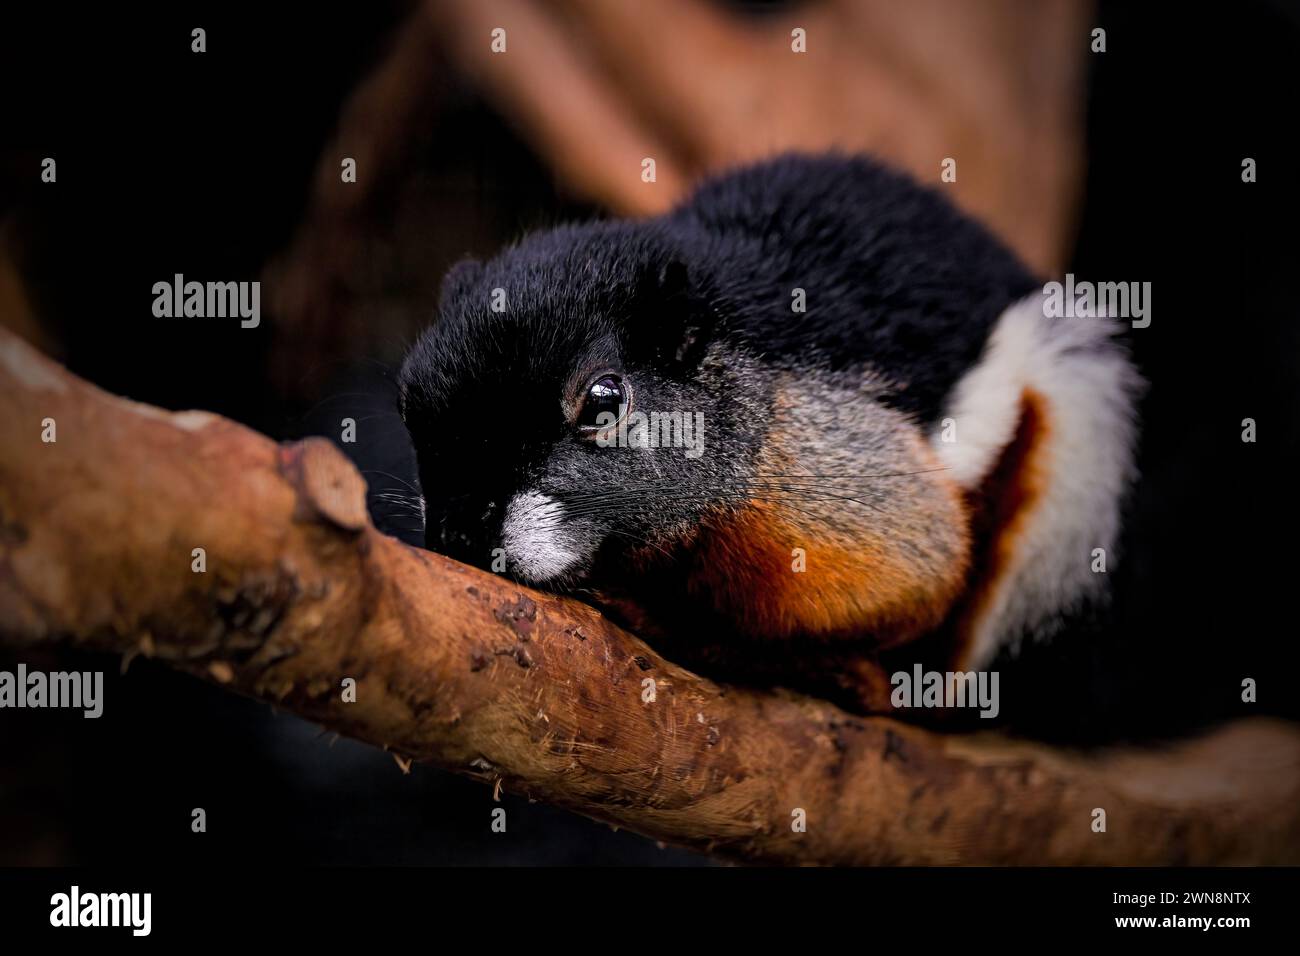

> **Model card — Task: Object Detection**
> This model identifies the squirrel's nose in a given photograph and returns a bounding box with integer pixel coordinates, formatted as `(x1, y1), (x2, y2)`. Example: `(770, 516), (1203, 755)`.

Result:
(500, 491), (584, 583)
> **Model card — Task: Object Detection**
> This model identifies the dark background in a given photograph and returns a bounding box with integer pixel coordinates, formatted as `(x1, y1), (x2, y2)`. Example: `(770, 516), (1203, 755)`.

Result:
(1, 0), (1297, 865)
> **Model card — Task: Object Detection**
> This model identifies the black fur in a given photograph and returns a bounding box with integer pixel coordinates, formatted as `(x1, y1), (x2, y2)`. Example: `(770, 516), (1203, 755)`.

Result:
(402, 153), (1036, 431)
(664, 154), (1038, 423)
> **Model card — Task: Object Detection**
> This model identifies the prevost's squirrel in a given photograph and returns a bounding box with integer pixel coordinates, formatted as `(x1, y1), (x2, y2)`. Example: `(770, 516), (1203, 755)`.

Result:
(397, 154), (1142, 718)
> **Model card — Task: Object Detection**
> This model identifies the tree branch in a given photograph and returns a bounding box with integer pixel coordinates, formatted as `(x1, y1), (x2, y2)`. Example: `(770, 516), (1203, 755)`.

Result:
(1, 326), (1297, 865)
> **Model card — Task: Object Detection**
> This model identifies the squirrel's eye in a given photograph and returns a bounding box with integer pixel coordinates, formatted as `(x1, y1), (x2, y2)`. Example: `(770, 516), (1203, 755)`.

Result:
(578, 374), (630, 430)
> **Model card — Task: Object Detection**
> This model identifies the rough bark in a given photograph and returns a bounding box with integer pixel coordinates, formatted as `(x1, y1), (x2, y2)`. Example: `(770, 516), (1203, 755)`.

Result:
(1, 326), (1297, 865)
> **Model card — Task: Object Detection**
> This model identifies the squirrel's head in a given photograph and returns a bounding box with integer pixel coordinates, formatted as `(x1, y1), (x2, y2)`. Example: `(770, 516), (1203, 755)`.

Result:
(398, 222), (763, 589)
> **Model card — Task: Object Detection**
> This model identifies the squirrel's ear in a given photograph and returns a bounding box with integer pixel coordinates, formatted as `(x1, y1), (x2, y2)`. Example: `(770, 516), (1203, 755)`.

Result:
(437, 257), (483, 309)
(630, 258), (718, 370)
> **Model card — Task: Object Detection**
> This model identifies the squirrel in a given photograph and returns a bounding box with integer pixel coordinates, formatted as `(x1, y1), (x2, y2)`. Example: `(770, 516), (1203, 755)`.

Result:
(397, 154), (1143, 716)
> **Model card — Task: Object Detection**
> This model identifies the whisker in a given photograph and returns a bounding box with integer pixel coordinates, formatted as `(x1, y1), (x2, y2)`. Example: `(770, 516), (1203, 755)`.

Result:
(361, 469), (422, 493)
(602, 527), (676, 562)
(298, 391), (388, 420)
